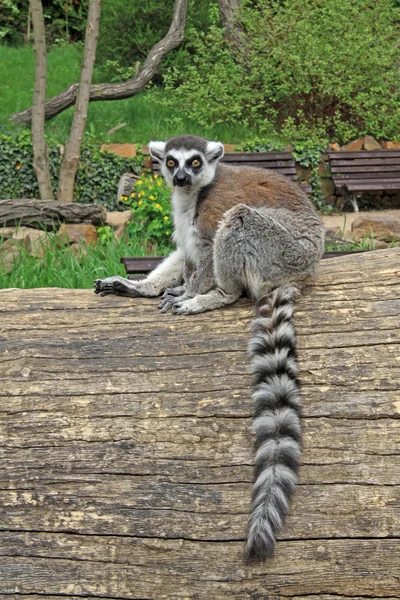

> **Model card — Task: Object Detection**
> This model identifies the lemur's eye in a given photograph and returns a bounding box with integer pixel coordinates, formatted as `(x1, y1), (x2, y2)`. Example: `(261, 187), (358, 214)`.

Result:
(167, 159), (175, 168)
(191, 159), (201, 168)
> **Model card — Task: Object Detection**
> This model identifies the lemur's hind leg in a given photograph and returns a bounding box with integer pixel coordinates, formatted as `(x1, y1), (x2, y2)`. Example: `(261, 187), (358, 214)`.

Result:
(172, 204), (314, 315)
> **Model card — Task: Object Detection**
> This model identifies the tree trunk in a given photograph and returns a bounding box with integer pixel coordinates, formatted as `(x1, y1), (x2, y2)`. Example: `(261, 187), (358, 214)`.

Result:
(0, 198), (106, 230)
(10, 0), (189, 124)
(218, 0), (242, 45)
(30, 0), (54, 200)
(57, 0), (102, 203)
(0, 248), (399, 598)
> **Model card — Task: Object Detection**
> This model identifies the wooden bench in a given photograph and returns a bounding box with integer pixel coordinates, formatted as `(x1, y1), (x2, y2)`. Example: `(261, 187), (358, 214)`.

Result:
(120, 251), (366, 279)
(327, 150), (400, 212)
(151, 151), (312, 194)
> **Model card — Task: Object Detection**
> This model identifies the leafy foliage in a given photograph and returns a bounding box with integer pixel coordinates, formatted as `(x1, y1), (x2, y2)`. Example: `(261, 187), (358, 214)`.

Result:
(0, 0), (88, 46)
(156, 0), (400, 143)
(121, 174), (173, 248)
(0, 131), (143, 210)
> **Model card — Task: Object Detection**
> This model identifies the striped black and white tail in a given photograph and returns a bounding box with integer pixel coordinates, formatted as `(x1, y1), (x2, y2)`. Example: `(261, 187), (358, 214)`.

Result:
(245, 285), (301, 563)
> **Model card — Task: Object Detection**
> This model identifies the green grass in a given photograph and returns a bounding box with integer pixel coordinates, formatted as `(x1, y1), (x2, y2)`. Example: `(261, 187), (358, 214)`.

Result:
(0, 230), (172, 289)
(2, 225), (397, 290)
(0, 44), (259, 145)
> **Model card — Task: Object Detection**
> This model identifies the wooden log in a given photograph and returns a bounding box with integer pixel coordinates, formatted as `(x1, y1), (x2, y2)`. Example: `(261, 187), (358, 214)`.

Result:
(0, 248), (399, 599)
(0, 199), (106, 230)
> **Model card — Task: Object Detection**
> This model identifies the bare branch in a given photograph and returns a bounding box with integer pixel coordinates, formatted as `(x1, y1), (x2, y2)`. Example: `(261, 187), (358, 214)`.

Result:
(10, 0), (189, 124)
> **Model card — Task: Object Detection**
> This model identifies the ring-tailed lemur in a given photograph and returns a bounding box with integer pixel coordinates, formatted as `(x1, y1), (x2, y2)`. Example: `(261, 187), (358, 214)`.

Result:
(95, 135), (325, 562)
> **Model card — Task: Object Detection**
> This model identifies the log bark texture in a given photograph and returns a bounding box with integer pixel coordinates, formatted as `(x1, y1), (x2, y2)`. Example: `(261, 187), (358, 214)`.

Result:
(0, 248), (399, 599)
(0, 199), (106, 229)
(10, 0), (189, 124)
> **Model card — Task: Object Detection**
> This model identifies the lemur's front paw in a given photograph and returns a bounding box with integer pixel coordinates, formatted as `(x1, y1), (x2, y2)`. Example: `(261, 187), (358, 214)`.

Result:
(172, 297), (204, 315)
(94, 276), (144, 297)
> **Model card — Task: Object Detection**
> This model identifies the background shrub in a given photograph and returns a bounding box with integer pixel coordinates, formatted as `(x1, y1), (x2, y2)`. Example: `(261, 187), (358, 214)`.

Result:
(0, 131), (143, 210)
(156, 0), (400, 143)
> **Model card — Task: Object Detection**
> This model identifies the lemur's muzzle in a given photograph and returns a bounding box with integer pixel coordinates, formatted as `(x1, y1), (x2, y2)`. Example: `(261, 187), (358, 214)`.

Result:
(173, 169), (191, 187)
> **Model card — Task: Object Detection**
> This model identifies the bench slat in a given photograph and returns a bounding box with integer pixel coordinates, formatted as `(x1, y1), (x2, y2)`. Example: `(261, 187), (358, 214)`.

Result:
(329, 158), (400, 168)
(345, 181), (400, 191)
(121, 252), (368, 277)
(333, 172), (400, 181)
(327, 151), (400, 159)
(330, 165), (400, 174)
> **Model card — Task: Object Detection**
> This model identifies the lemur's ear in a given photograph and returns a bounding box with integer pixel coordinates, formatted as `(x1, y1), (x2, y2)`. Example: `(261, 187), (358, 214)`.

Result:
(205, 141), (224, 162)
(149, 141), (166, 162)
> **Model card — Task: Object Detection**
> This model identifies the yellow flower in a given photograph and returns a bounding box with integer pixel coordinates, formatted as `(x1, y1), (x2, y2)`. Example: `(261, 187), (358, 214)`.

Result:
(163, 216), (169, 221)
(138, 192), (144, 198)
(137, 180), (143, 185)
(154, 174), (158, 178)
(157, 180), (162, 186)
(131, 193), (136, 198)
(138, 200), (143, 206)
(155, 203), (162, 210)
(166, 231), (170, 235)
(149, 195), (156, 200)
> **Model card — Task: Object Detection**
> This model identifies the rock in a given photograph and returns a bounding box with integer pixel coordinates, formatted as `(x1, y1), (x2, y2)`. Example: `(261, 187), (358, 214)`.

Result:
(57, 223), (98, 245)
(0, 239), (25, 273)
(100, 144), (136, 158)
(381, 141), (400, 150)
(223, 144), (238, 153)
(106, 211), (132, 228)
(69, 243), (88, 258)
(284, 144), (293, 152)
(295, 165), (312, 182)
(351, 215), (400, 242)
(342, 138), (364, 152)
(328, 143), (341, 152)
(375, 241), (389, 249)
(320, 177), (335, 200)
(11, 227), (51, 258)
(0, 227), (16, 240)
(363, 135), (381, 151)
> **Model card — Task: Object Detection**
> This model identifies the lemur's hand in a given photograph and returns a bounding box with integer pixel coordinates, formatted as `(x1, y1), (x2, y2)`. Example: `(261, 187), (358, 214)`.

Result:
(94, 276), (159, 298)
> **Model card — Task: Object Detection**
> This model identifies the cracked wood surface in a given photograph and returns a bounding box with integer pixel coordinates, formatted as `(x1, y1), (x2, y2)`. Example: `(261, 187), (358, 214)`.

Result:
(0, 248), (399, 599)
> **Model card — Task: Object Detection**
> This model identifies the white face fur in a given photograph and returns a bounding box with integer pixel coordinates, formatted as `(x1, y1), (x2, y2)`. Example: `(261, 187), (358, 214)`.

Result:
(149, 140), (224, 190)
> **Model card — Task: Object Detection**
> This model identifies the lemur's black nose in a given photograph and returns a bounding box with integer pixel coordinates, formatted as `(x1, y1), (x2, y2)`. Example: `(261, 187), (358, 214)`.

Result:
(174, 170), (190, 187)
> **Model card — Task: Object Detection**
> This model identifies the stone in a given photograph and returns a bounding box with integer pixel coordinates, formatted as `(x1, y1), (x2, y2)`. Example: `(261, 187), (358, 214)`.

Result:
(375, 241), (389, 249)
(57, 223), (98, 245)
(295, 165), (312, 182)
(320, 177), (335, 200)
(342, 138), (363, 152)
(0, 227), (16, 240)
(106, 211), (132, 228)
(0, 239), (25, 273)
(69, 243), (88, 258)
(284, 144), (293, 152)
(100, 144), (136, 158)
(351, 215), (400, 242)
(381, 141), (400, 150)
(223, 144), (238, 153)
(12, 227), (50, 258)
(363, 135), (381, 151)
(328, 143), (341, 152)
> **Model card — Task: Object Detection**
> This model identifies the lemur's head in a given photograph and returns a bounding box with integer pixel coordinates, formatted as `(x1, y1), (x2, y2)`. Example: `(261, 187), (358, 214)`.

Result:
(149, 135), (224, 189)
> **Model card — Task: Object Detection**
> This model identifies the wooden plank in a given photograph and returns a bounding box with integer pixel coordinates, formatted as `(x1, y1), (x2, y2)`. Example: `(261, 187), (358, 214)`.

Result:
(327, 150), (400, 159)
(0, 249), (399, 598)
(345, 181), (400, 191)
(330, 165), (400, 173)
(329, 158), (400, 167)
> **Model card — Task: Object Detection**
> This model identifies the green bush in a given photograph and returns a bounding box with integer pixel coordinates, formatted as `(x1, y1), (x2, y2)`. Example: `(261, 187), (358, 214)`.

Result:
(0, 131), (143, 210)
(156, 0), (400, 143)
(121, 173), (172, 248)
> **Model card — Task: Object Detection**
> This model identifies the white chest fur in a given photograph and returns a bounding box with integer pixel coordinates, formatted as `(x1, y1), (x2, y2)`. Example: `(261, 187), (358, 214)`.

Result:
(172, 188), (199, 265)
